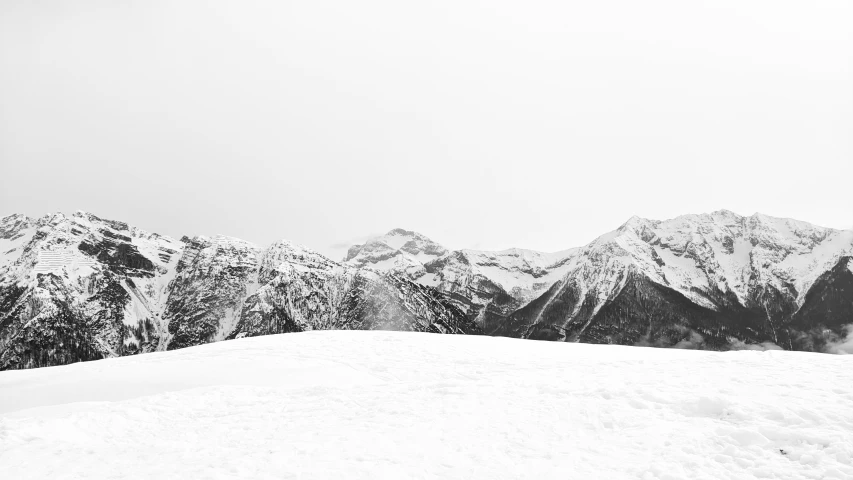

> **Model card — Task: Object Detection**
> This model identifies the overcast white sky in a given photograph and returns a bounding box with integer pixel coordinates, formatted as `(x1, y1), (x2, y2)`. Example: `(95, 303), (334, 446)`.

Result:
(1, 0), (851, 259)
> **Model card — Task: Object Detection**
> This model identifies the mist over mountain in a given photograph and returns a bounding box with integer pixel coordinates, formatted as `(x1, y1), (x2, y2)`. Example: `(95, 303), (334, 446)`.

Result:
(1, 209), (851, 370)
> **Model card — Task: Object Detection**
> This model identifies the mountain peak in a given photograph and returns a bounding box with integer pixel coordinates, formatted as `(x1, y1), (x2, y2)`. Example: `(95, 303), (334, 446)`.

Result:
(343, 228), (447, 275)
(623, 214), (644, 225)
(615, 215), (656, 235)
(0, 214), (34, 242)
(710, 209), (742, 220)
(387, 227), (416, 236)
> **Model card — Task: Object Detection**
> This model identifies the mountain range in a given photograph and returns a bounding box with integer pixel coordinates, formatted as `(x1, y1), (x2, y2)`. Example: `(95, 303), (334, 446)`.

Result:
(1, 209), (851, 369)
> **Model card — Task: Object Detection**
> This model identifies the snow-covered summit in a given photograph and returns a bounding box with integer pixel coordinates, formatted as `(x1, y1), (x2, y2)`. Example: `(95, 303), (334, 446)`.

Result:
(1, 210), (182, 283)
(344, 229), (580, 327)
(585, 210), (853, 308)
(344, 228), (448, 277)
(260, 239), (339, 282)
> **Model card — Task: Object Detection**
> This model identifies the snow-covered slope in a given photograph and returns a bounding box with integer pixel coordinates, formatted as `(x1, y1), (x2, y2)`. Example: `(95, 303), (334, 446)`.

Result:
(1, 331), (851, 479)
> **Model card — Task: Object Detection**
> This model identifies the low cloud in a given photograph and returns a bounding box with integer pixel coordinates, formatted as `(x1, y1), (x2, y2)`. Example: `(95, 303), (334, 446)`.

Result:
(673, 330), (705, 349)
(728, 339), (784, 351)
(824, 324), (853, 355)
(635, 327), (705, 349)
(635, 328), (788, 352)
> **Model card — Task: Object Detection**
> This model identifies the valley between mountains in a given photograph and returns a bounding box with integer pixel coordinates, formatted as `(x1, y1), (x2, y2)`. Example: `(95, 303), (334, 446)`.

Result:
(1, 210), (851, 370)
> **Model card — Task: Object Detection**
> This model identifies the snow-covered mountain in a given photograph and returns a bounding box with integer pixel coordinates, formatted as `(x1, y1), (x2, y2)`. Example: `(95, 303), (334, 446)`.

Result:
(0, 211), (183, 368)
(345, 228), (448, 276)
(1, 209), (851, 370)
(0, 212), (476, 370)
(350, 211), (853, 351)
(344, 229), (577, 330)
(502, 211), (853, 350)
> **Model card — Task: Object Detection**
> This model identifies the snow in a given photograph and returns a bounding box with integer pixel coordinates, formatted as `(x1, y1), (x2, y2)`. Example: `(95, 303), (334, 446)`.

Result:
(345, 230), (447, 282)
(459, 248), (575, 292)
(381, 231), (413, 250)
(778, 230), (853, 304)
(2, 332), (851, 480)
(364, 255), (406, 272)
(582, 211), (853, 311)
(413, 250), (442, 263)
(654, 246), (712, 303)
(0, 226), (36, 269)
(418, 271), (440, 287)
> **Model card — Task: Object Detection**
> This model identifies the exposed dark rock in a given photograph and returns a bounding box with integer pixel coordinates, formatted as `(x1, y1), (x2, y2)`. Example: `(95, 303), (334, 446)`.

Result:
(79, 238), (155, 277)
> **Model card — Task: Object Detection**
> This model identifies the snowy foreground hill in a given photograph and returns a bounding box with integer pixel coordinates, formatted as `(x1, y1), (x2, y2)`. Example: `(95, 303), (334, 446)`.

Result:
(1, 331), (852, 479)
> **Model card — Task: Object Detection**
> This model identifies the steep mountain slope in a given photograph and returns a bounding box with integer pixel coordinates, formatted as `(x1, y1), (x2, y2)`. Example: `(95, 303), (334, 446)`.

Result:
(787, 256), (853, 352)
(0, 213), (476, 370)
(164, 235), (262, 350)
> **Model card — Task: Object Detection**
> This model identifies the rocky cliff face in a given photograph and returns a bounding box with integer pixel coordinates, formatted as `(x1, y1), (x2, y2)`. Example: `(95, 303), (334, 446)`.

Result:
(164, 235), (262, 350)
(0, 213), (476, 369)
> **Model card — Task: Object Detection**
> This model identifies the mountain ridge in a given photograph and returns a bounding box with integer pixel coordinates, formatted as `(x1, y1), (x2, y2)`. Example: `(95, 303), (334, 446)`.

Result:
(1, 209), (851, 369)
(0, 211), (477, 369)
(343, 210), (853, 351)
